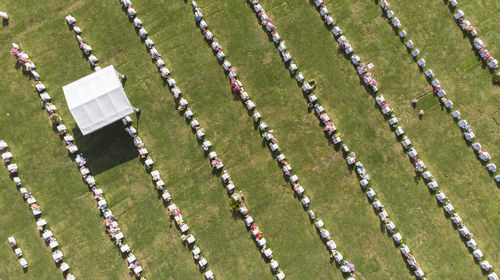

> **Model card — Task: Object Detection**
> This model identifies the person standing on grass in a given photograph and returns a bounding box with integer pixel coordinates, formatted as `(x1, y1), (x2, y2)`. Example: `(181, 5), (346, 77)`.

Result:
(133, 107), (141, 118)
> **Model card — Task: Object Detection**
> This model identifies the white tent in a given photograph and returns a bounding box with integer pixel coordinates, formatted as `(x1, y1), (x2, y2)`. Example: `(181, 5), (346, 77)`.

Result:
(63, 65), (133, 135)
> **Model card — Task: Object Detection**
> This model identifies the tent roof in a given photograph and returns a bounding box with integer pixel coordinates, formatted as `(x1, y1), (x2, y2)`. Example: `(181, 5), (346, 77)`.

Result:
(62, 65), (133, 135)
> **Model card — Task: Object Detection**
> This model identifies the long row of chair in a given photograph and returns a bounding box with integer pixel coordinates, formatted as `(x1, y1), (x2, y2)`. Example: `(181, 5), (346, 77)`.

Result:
(10, 44), (144, 279)
(65, 15), (100, 71)
(0, 141), (75, 279)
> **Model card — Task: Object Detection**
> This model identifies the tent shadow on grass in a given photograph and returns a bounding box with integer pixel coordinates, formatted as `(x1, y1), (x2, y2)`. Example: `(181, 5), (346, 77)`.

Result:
(71, 121), (138, 175)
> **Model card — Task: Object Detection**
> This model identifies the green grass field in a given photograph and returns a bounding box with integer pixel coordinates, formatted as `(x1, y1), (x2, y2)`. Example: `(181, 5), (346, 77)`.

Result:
(0, 0), (498, 279)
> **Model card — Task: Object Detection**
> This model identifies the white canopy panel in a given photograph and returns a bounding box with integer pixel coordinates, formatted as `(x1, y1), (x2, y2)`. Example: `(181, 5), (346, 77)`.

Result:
(62, 65), (133, 135)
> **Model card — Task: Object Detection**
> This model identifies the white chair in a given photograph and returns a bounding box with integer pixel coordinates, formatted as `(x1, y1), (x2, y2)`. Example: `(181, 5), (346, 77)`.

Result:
(222, 61), (231, 71)
(471, 142), (481, 152)
(417, 58), (426, 67)
(487, 163), (496, 172)
(326, 240), (336, 250)
(270, 260), (279, 271)
(452, 213), (462, 226)
(400, 244), (410, 256)
(162, 191), (171, 202)
(481, 260), (492, 271)
(216, 51), (225, 61)
(379, 210), (388, 221)
(414, 268), (424, 278)
(139, 27), (148, 38)
(8, 236), (16, 246)
(0, 140), (8, 151)
(404, 141), (413, 151)
(334, 252), (343, 264)
(459, 226), (471, 238)
(464, 131), (475, 141)
(466, 239), (477, 249)
(276, 270), (285, 280)
(19, 258), (28, 269)
(405, 40), (413, 49)
(245, 100), (255, 111)
(301, 196), (310, 208)
(208, 152), (217, 160)
(392, 232), (402, 244)
(424, 69), (433, 78)
(359, 179), (369, 189)
(366, 188), (376, 200)
(65, 15), (76, 25)
(278, 41), (286, 52)
(2, 152), (13, 162)
(443, 203), (454, 214)
(454, 9), (465, 20)
(436, 191), (447, 203)
(315, 219), (324, 229)
(392, 17), (401, 28)
(332, 26), (342, 37)
(437, 90), (446, 98)
(204, 270), (214, 280)
(351, 55), (360, 65)
(15, 248), (23, 257)
(395, 126), (404, 137)
(13, 177), (21, 186)
(473, 249), (483, 260)
(488, 273), (499, 280)
(296, 72), (304, 83)
(372, 200), (383, 211)
(386, 221), (395, 233)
